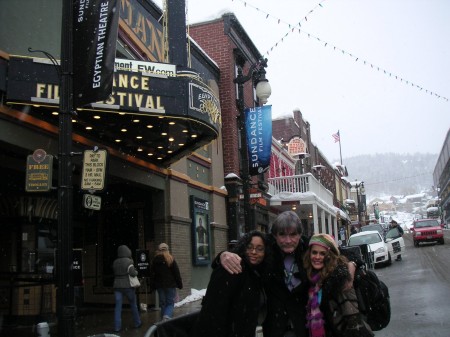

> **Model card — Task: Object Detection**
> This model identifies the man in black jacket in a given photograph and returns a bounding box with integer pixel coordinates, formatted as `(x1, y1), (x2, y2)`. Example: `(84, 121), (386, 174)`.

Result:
(219, 211), (309, 337)
(390, 220), (404, 261)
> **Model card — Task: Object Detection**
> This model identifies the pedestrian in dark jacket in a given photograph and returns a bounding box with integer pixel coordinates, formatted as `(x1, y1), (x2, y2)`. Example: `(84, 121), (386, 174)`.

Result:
(149, 243), (183, 320)
(218, 211), (310, 337)
(194, 231), (272, 337)
(389, 220), (404, 261)
(113, 245), (142, 332)
(304, 234), (373, 337)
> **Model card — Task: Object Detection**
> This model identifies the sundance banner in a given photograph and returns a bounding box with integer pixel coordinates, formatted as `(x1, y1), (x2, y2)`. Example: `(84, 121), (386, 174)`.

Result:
(73, 0), (120, 107)
(245, 105), (272, 176)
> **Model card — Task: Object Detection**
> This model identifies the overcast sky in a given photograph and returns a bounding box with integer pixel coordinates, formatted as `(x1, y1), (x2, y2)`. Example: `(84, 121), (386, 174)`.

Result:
(155, 0), (449, 162)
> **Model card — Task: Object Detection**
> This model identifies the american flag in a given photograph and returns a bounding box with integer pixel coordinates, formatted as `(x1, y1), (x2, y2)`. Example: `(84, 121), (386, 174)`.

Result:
(332, 130), (340, 143)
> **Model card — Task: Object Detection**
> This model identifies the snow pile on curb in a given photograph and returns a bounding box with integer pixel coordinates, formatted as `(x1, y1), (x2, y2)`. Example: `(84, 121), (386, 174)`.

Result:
(175, 288), (205, 307)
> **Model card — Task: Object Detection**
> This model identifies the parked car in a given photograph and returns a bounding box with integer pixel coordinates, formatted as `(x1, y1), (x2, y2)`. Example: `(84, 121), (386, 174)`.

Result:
(411, 218), (445, 246)
(347, 230), (391, 267)
(361, 224), (387, 237)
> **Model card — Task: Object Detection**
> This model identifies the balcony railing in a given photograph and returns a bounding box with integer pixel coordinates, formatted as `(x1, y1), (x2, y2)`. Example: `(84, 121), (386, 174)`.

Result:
(268, 173), (334, 205)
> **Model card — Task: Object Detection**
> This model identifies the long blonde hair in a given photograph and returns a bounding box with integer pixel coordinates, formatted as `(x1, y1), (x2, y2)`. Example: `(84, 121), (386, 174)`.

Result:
(157, 248), (174, 266)
(303, 246), (348, 285)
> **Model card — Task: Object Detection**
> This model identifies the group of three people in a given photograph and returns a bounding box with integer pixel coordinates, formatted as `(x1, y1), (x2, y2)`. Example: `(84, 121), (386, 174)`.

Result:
(113, 210), (373, 336)
(195, 211), (374, 337)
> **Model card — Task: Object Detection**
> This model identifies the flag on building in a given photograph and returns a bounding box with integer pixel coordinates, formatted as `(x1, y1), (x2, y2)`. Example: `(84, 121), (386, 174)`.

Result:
(332, 130), (340, 143)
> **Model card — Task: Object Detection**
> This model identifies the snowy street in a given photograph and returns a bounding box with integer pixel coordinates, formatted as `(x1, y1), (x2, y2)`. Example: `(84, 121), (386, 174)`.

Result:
(373, 231), (450, 337)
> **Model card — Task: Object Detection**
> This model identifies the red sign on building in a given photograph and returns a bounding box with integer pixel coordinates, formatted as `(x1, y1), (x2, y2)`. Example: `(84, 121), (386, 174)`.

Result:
(287, 137), (307, 156)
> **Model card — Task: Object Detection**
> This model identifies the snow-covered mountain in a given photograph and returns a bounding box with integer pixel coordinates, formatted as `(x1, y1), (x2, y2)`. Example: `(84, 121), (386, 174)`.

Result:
(343, 153), (438, 199)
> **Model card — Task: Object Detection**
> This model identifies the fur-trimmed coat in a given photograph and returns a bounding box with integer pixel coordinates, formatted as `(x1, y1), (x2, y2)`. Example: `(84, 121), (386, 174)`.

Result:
(320, 263), (374, 337)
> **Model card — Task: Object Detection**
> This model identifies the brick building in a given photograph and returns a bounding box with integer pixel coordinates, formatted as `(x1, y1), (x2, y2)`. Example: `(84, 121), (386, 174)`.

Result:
(190, 13), (272, 238)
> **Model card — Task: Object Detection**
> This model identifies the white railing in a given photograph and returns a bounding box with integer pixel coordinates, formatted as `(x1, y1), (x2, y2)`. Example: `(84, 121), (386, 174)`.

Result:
(268, 173), (334, 205)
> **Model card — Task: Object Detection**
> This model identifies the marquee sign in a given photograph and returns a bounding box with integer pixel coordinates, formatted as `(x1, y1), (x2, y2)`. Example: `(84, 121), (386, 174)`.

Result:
(6, 56), (221, 134)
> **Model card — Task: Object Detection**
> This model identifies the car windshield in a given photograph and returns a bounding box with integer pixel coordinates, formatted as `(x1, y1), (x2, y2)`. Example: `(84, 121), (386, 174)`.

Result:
(415, 220), (439, 228)
(361, 225), (383, 234)
(385, 228), (400, 239)
(348, 233), (381, 245)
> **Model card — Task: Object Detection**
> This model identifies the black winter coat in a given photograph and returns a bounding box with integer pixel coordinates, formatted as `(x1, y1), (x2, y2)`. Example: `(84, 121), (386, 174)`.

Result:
(262, 236), (309, 337)
(149, 255), (183, 289)
(194, 260), (266, 337)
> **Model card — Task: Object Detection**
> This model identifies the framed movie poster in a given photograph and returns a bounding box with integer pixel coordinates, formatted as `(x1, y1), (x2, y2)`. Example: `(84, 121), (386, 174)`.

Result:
(190, 196), (211, 265)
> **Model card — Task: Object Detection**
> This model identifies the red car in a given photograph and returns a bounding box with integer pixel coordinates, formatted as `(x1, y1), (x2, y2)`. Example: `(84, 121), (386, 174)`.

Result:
(411, 218), (445, 247)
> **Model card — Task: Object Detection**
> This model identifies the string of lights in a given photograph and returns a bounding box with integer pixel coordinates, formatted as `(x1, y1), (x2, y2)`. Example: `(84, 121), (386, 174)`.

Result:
(230, 0), (448, 101)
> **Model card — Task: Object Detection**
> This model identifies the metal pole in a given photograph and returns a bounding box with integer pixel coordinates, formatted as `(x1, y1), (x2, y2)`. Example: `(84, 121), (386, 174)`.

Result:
(356, 185), (361, 227)
(57, 0), (75, 336)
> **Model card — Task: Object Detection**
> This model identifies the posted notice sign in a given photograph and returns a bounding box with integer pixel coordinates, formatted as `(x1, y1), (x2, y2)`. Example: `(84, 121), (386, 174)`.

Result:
(81, 149), (107, 191)
(83, 194), (102, 211)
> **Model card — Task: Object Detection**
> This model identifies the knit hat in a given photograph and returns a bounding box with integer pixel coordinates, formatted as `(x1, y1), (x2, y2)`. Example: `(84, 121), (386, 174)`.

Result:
(158, 243), (169, 251)
(309, 234), (339, 255)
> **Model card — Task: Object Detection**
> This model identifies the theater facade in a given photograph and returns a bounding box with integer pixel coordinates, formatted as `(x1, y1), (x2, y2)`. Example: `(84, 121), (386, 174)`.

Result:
(0, 0), (227, 317)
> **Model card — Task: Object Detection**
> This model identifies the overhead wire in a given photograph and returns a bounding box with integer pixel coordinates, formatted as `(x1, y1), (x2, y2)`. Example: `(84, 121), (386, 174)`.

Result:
(230, 0), (448, 101)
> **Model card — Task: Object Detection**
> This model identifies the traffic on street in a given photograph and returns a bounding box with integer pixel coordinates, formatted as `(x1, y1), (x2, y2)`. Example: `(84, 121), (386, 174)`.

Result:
(373, 230), (450, 337)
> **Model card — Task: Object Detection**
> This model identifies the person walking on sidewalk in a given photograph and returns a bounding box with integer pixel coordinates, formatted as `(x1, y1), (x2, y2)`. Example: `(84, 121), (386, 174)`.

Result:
(113, 245), (142, 332)
(149, 243), (183, 320)
(194, 230), (272, 337)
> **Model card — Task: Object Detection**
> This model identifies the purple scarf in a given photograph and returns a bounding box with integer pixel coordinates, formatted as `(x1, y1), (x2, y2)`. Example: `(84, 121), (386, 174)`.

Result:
(306, 273), (325, 337)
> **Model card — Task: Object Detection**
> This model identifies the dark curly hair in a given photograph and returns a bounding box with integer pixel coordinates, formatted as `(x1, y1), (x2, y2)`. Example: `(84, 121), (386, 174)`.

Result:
(231, 230), (273, 273)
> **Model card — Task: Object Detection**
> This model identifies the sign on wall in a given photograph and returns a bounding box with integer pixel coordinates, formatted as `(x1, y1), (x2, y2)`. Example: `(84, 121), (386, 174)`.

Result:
(190, 196), (211, 266)
(288, 137), (307, 157)
(73, 249), (83, 287)
(135, 249), (150, 277)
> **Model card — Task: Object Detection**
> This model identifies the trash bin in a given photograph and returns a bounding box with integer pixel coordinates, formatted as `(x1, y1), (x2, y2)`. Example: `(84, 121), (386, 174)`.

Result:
(36, 322), (50, 337)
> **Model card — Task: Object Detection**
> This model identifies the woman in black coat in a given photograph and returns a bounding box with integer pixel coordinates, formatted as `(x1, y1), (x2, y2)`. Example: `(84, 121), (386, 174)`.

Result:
(194, 231), (272, 337)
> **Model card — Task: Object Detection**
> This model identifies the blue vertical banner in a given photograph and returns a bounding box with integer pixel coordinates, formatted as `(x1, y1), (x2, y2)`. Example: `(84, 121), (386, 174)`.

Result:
(73, 0), (120, 108)
(245, 105), (272, 176)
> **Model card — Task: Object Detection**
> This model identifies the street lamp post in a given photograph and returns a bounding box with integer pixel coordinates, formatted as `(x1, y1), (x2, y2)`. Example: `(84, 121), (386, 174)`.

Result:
(355, 181), (366, 226)
(234, 57), (271, 233)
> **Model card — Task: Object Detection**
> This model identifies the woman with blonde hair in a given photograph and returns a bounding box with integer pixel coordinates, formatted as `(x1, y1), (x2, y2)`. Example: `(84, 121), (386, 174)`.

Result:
(149, 243), (183, 320)
(303, 234), (373, 337)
